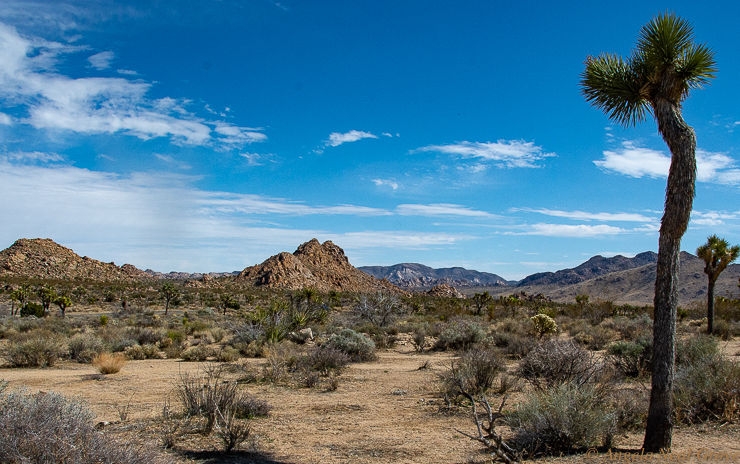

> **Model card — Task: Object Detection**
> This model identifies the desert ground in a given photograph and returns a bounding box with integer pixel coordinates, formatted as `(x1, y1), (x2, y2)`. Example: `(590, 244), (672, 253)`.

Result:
(2, 325), (739, 464)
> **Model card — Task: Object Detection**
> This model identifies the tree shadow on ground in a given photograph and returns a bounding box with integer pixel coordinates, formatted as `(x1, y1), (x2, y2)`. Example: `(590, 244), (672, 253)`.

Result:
(176, 449), (297, 464)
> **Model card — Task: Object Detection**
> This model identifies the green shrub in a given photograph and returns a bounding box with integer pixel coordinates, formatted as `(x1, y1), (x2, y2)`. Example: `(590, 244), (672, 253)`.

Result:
(572, 324), (618, 351)
(0, 390), (171, 463)
(3, 331), (68, 367)
(674, 347), (740, 423)
(433, 318), (485, 351)
(517, 340), (604, 390)
(68, 333), (106, 363)
(675, 334), (718, 366)
(100, 315), (108, 327)
(180, 345), (211, 362)
(20, 303), (45, 318)
(491, 331), (535, 358)
(215, 347), (241, 363)
(324, 329), (376, 362)
(506, 383), (616, 455)
(166, 330), (186, 344)
(712, 319), (732, 340)
(606, 336), (652, 377)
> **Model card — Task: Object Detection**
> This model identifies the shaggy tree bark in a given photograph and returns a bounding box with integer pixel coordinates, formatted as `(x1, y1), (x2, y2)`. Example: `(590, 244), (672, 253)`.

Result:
(643, 96), (697, 453)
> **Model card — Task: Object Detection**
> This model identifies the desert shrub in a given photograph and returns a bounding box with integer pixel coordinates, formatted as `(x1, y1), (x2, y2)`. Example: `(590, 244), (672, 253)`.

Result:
(441, 347), (506, 399)
(129, 327), (164, 346)
(611, 387), (648, 431)
(324, 329), (376, 362)
(491, 331), (535, 358)
(210, 327), (226, 343)
(303, 346), (350, 376)
(194, 330), (215, 345)
(494, 317), (530, 336)
(180, 345), (211, 362)
(175, 367), (271, 435)
(433, 318), (485, 351)
(712, 319), (732, 340)
(353, 292), (404, 327)
(675, 334), (718, 366)
(411, 328), (427, 353)
(530, 314), (557, 338)
(20, 302), (45, 318)
(3, 330), (68, 367)
(166, 330), (186, 344)
(93, 352), (127, 374)
(371, 331), (397, 349)
(68, 333), (106, 363)
(602, 314), (652, 341)
(673, 346), (740, 423)
(517, 340), (604, 390)
(0, 389), (171, 463)
(606, 336), (652, 378)
(506, 383), (617, 455)
(215, 347), (241, 363)
(262, 343), (299, 383)
(572, 324), (618, 351)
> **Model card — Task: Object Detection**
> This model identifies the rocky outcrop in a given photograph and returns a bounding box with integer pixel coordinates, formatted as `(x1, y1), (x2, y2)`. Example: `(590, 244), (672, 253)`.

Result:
(236, 239), (401, 293)
(426, 284), (465, 298)
(0, 238), (149, 281)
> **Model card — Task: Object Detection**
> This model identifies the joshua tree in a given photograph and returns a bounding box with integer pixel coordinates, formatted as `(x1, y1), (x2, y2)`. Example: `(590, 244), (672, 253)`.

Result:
(37, 284), (57, 315)
(696, 235), (739, 335)
(581, 12), (716, 452)
(54, 295), (73, 317)
(160, 282), (180, 315)
(9, 284), (31, 316)
(471, 291), (493, 316)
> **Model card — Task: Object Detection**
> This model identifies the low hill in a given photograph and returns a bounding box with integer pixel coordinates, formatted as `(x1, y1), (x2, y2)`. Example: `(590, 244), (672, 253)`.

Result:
(359, 263), (510, 289)
(236, 239), (400, 293)
(0, 238), (149, 282)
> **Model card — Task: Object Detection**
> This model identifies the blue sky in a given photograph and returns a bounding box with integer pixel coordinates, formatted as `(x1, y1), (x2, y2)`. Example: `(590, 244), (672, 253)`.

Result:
(1, 0), (739, 280)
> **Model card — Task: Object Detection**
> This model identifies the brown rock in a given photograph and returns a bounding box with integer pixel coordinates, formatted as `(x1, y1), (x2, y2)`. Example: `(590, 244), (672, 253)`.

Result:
(426, 284), (465, 298)
(0, 238), (150, 282)
(236, 238), (402, 293)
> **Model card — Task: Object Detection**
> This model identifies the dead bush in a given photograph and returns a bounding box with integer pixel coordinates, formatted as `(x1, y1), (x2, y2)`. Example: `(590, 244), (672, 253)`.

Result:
(92, 352), (127, 374)
(517, 339), (605, 390)
(441, 347), (506, 400)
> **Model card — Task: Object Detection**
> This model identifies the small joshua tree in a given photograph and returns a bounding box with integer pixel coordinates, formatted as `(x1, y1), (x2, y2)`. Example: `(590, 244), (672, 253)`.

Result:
(160, 282), (180, 315)
(696, 235), (739, 335)
(530, 314), (557, 339)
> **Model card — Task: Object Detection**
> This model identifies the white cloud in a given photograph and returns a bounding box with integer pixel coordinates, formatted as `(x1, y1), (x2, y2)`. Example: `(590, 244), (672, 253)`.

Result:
(0, 22), (265, 148)
(154, 153), (191, 170)
(690, 210), (740, 226)
(0, 159), (474, 271)
(595, 141), (740, 184)
(7, 151), (64, 163)
(395, 203), (497, 218)
(382, 132), (393, 137)
(516, 223), (625, 237)
(416, 139), (555, 168)
(116, 69), (139, 76)
(371, 178), (399, 190)
(240, 152), (278, 166)
(518, 208), (656, 223)
(87, 50), (114, 70)
(0, 112), (11, 124)
(326, 130), (377, 147)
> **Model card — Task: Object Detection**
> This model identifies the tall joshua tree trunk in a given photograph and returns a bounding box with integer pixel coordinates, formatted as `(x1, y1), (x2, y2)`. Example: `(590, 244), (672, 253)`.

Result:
(643, 97), (697, 452)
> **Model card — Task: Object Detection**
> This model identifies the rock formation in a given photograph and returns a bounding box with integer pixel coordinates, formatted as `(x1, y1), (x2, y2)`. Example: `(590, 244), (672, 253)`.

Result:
(426, 284), (465, 298)
(0, 238), (149, 281)
(236, 238), (400, 293)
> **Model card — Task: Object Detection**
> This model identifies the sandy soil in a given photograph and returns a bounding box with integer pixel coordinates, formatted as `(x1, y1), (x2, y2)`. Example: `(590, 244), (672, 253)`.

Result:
(2, 339), (739, 464)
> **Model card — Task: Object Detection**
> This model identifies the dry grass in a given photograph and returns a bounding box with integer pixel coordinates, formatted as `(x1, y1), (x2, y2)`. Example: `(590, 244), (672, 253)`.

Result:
(92, 352), (127, 374)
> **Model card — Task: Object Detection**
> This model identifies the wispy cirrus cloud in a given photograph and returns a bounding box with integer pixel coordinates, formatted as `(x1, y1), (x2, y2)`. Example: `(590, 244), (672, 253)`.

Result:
(416, 139), (555, 168)
(0, 22), (266, 148)
(395, 203), (498, 218)
(326, 130), (378, 147)
(516, 207), (657, 223)
(514, 223), (626, 237)
(595, 141), (740, 184)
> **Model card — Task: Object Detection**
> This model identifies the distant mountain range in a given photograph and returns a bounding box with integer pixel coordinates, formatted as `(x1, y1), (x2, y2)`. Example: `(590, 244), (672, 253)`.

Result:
(358, 263), (512, 288)
(3, 238), (739, 306)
